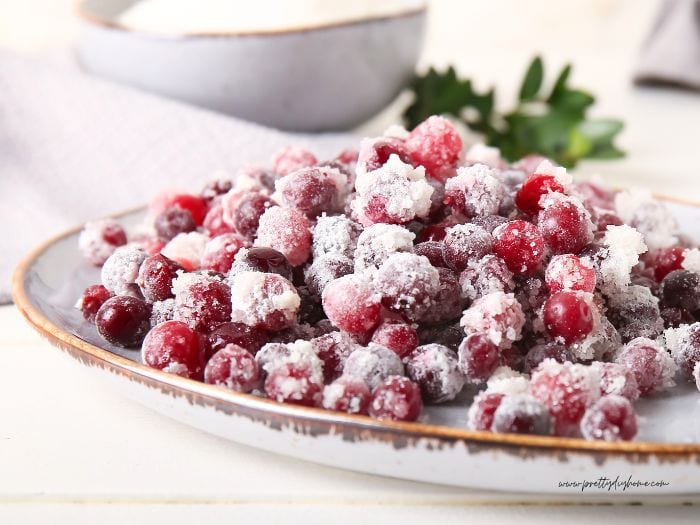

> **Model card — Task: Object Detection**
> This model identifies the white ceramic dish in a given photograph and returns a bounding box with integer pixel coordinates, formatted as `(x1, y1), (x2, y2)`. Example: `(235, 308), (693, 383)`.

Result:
(76, 0), (426, 131)
(13, 200), (700, 495)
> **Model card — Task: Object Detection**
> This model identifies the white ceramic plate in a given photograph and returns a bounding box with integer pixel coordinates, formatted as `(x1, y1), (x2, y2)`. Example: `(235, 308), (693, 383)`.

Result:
(13, 202), (700, 495)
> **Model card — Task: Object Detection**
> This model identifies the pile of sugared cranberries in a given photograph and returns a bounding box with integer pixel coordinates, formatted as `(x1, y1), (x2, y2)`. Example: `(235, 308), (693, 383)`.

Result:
(77, 115), (698, 439)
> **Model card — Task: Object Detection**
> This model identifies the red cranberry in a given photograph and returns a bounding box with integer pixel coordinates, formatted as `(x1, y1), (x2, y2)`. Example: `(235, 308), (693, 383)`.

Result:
(172, 274), (232, 333)
(406, 344), (465, 403)
(515, 173), (565, 215)
(595, 210), (624, 232)
(443, 224), (493, 272)
(343, 344), (404, 390)
(204, 344), (259, 392)
(416, 218), (456, 242)
(206, 322), (266, 360)
(229, 272), (300, 332)
(458, 334), (500, 384)
(371, 321), (419, 360)
(544, 254), (596, 294)
(369, 376), (423, 421)
(79, 284), (113, 323)
(264, 361), (323, 407)
(405, 116), (462, 181)
(255, 206), (312, 267)
(492, 395), (552, 435)
(311, 331), (358, 383)
(201, 179), (233, 202)
(166, 194), (208, 225)
(221, 190), (271, 240)
(335, 149), (359, 165)
(96, 296), (151, 348)
(201, 233), (247, 274)
(467, 392), (504, 431)
(137, 254), (183, 303)
(322, 275), (381, 335)
(414, 241), (447, 268)
(154, 207), (197, 241)
(543, 292), (594, 344)
(357, 136), (413, 173)
(615, 337), (676, 396)
(659, 270), (700, 312)
(322, 376), (371, 414)
(580, 395), (638, 441)
(523, 341), (572, 374)
(672, 323), (700, 380)
(304, 254), (353, 298)
(649, 246), (685, 282)
(537, 197), (593, 254)
(375, 253), (441, 321)
(275, 167), (339, 218)
(271, 146), (317, 176)
(492, 220), (545, 275)
(230, 247), (293, 280)
(459, 254), (515, 301)
(202, 205), (234, 238)
(142, 320), (205, 379)
(592, 362), (640, 401)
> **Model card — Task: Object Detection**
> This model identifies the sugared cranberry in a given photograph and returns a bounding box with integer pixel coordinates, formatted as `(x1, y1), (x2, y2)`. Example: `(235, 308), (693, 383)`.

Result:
(406, 344), (465, 403)
(335, 149), (359, 165)
(491, 395), (552, 435)
(523, 341), (572, 374)
(418, 323), (464, 352)
(201, 233), (247, 274)
(459, 254), (515, 301)
(271, 146), (317, 176)
(375, 253), (441, 321)
(137, 254), (183, 302)
(458, 334), (500, 384)
(96, 295), (151, 348)
(304, 254), (353, 298)
(142, 320), (205, 379)
(275, 167), (340, 218)
(591, 362), (640, 401)
(595, 210), (624, 232)
(201, 179), (233, 202)
(444, 164), (504, 217)
(442, 224), (493, 272)
(202, 205), (234, 238)
(344, 344), (404, 390)
(264, 361), (323, 407)
(78, 284), (113, 323)
(515, 173), (565, 215)
(229, 272), (300, 331)
(172, 273), (232, 333)
(649, 246), (685, 282)
(615, 337), (677, 396)
(669, 323), (700, 380)
(416, 219), (455, 243)
(165, 194), (208, 225)
(460, 292), (525, 349)
(322, 274), (381, 335)
(537, 196), (593, 254)
(154, 207), (197, 241)
(369, 376), (422, 421)
(660, 306), (695, 329)
(467, 391), (504, 431)
(79, 220), (128, 265)
(545, 254), (596, 294)
(414, 241), (447, 268)
(311, 331), (358, 383)
(206, 322), (266, 360)
(492, 220), (545, 275)
(204, 344), (259, 392)
(221, 190), (271, 240)
(580, 395), (638, 441)
(255, 206), (311, 267)
(371, 321), (419, 360)
(357, 136), (413, 174)
(543, 291), (594, 344)
(659, 270), (700, 312)
(230, 247), (293, 281)
(470, 214), (509, 234)
(322, 376), (371, 414)
(405, 116), (462, 181)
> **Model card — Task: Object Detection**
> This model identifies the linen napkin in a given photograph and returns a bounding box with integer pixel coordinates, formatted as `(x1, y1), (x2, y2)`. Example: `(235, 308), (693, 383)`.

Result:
(635, 0), (700, 90)
(0, 51), (355, 303)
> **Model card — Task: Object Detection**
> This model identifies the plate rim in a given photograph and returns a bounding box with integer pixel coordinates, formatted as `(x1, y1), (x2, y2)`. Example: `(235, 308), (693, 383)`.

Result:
(12, 199), (700, 460)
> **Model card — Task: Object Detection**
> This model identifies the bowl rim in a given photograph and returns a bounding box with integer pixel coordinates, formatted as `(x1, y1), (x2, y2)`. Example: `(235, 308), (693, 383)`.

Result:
(76, 0), (428, 38)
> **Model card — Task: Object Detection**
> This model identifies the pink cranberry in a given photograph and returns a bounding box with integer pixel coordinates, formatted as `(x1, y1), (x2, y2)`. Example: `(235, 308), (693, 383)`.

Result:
(304, 254), (353, 298)
(580, 395), (638, 441)
(491, 395), (552, 435)
(357, 136), (413, 173)
(322, 274), (381, 335)
(79, 284), (113, 323)
(201, 233), (248, 274)
(458, 334), (500, 384)
(371, 321), (419, 360)
(523, 341), (572, 374)
(255, 206), (311, 266)
(537, 196), (593, 254)
(405, 116), (462, 181)
(591, 362), (640, 401)
(271, 146), (317, 176)
(543, 291), (594, 344)
(659, 270), (700, 312)
(443, 224), (493, 271)
(204, 344), (259, 393)
(230, 247), (293, 281)
(200, 179), (233, 202)
(322, 376), (371, 414)
(369, 376), (423, 421)
(142, 320), (205, 379)
(529, 360), (599, 437)
(311, 331), (358, 383)
(172, 274), (232, 333)
(96, 296), (151, 348)
(406, 344), (465, 403)
(206, 322), (266, 360)
(492, 220), (545, 275)
(229, 272), (300, 331)
(264, 361), (323, 407)
(515, 173), (565, 215)
(221, 190), (271, 240)
(545, 254), (596, 294)
(335, 149), (359, 165)
(137, 254), (183, 303)
(203, 205), (234, 238)
(275, 167), (340, 218)
(467, 391), (504, 431)
(414, 241), (447, 268)
(154, 207), (197, 241)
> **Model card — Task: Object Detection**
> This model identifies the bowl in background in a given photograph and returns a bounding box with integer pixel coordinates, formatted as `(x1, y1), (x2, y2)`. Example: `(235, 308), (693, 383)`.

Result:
(76, 0), (427, 131)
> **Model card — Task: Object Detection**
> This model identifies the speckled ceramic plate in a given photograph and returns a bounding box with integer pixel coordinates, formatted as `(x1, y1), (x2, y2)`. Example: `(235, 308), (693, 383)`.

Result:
(13, 201), (700, 495)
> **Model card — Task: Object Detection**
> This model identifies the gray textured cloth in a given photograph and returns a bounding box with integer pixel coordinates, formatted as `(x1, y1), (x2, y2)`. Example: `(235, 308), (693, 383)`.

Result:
(0, 52), (354, 303)
(635, 0), (700, 90)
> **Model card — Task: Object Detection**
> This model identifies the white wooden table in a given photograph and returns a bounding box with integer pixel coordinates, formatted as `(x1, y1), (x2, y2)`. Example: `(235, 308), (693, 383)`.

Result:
(3, 0), (700, 522)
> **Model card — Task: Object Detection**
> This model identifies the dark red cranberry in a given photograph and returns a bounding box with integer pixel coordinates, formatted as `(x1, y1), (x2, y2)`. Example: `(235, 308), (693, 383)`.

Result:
(418, 323), (463, 352)
(227, 191), (271, 240)
(167, 194), (208, 225)
(523, 341), (572, 374)
(142, 320), (205, 379)
(369, 376), (423, 421)
(311, 332), (357, 383)
(204, 344), (259, 392)
(470, 214), (509, 234)
(649, 246), (685, 282)
(101, 223), (128, 247)
(277, 168), (338, 218)
(458, 334), (500, 384)
(154, 207), (197, 241)
(230, 247), (293, 281)
(543, 292), (594, 344)
(361, 138), (413, 173)
(406, 344), (464, 403)
(442, 224), (493, 272)
(414, 241), (447, 268)
(660, 270), (700, 311)
(173, 277), (232, 333)
(137, 254), (183, 302)
(79, 284), (113, 323)
(305, 254), (353, 298)
(492, 220), (545, 275)
(206, 322), (266, 360)
(201, 179), (233, 202)
(371, 321), (419, 360)
(660, 307), (695, 328)
(515, 173), (565, 215)
(492, 395), (552, 435)
(96, 296), (151, 348)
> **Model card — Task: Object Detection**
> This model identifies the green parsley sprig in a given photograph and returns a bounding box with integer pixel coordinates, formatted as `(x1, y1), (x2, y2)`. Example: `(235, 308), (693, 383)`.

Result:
(403, 56), (625, 168)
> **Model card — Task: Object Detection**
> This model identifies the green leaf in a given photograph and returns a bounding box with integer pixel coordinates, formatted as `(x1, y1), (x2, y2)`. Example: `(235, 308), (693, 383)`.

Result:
(519, 56), (544, 102)
(576, 119), (624, 143)
(549, 89), (595, 114)
(586, 143), (626, 159)
(548, 63), (572, 103)
(567, 127), (593, 158)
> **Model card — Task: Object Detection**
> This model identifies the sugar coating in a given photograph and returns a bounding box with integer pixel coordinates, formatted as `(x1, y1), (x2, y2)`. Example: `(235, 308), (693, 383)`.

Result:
(352, 154), (433, 225)
(533, 159), (573, 187)
(614, 188), (678, 250)
(273, 165), (350, 213)
(590, 362), (640, 401)
(150, 298), (175, 326)
(101, 245), (148, 296)
(229, 271), (300, 328)
(606, 284), (663, 341)
(445, 164), (505, 216)
(464, 143), (501, 168)
(375, 253), (441, 320)
(79, 219), (125, 265)
(383, 124), (410, 140)
(254, 206), (311, 266)
(256, 339), (323, 380)
(161, 232), (209, 269)
(459, 254), (515, 301)
(343, 343), (404, 390)
(485, 366), (529, 396)
(353, 223), (415, 274)
(312, 214), (362, 260)
(682, 248), (700, 274)
(593, 225), (647, 293)
(615, 337), (677, 394)
(460, 292), (525, 349)
(545, 254), (595, 293)
(271, 146), (317, 176)
(321, 378), (368, 413)
(663, 323), (699, 359)
(406, 344), (465, 403)
(171, 271), (230, 330)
